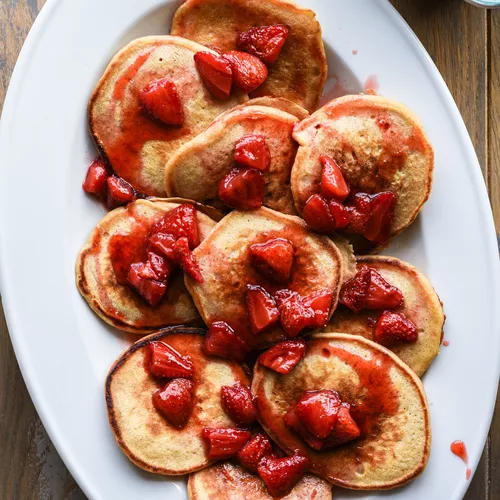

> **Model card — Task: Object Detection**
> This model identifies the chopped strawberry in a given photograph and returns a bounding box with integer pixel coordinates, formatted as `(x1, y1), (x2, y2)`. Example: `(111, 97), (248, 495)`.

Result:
(364, 268), (404, 309)
(127, 262), (167, 306)
(257, 339), (306, 374)
(194, 51), (233, 100)
(139, 78), (184, 126)
(147, 251), (172, 282)
(320, 155), (350, 201)
(147, 341), (194, 379)
(237, 433), (273, 473)
(345, 193), (372, 235)
(202, 428), (251, 460)
(373, 310), (418, 346)
(257, 453), (309, 497)
(302, 194), (336, 233)
(218, 167), (264, 210)
(203, 321), (250, 363)
(234, 135), (271, 172)
(295, 390), (341, 439)
(173, 237), (203, 283)
(148, 233), (177, 262)
(323, 404), (360, 447)
(301, 289), (333, 328)
(221, 383), (256, 427)
(279, 292), (316, 338)
(249, 238), (295, 284)
(237, 25), (289, 66)
(339, 266), (371, 313)
(329, 199), (350, 229)
(82, 157), (109, 197)
(273, 288), (296, 308)
(284, 407), (324, 450)
(246, 285), (280, 335)
(223, 51), (268, 93)
(152, 204), (200, 249)
(152, 378), (194, 429)
(106, 176), (136, 209)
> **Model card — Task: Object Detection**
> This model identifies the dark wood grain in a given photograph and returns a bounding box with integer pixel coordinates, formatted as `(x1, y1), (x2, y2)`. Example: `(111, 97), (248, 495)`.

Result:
(0, 0), (499, 498)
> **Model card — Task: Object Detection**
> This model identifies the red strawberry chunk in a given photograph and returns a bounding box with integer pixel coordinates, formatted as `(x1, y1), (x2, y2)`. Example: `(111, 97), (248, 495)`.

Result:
(218, 167), (264, 210)
(139, 78), (184, 126)
(295, 390), (341, 439)
(237, 433), (273, 473)
(152, 378), (194, 429)
(203, 322), (250, 363)
(273, 288), (296, 308)
(148, 233), (177, 262)
(223, 51), (268, 93)
(106, 176), (136, 209)
(202, 428), (251, 460)
(249, 238), (295, 284)
(320, 155), (350, 201)
(323, 404), (360, 447)
(373, 310), (418, 346)
(147, 251), (172, 282)
(127, 262), (167, 307)
(234, 135), (271, 172)
(329, 199), (350, 229)
(339, 266), (371, 313)
(302, 194), (336, 233)
(147, 341), (194, 379)
(194, 51), (233, 101)
(82, 157), (109, 197)
(257, 453), (309, 497)
(237, 25), (289, 66)
(302, 289), (334, 328)
(246, 285), (279, 335)
(284, 407), (324, 450)
(258, 339), (306, 374)
(364, 268), (404, 309)
(279, 292), (316, 338)
(174, 237), (203, 283)
(221, 383), (256, 427)
(363, 191), (396, 244)
(152, 203), (200, 249)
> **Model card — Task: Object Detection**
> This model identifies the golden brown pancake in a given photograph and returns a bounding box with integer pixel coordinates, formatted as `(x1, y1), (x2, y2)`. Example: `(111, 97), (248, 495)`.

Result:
(105, 327), (250, 475)
(171, 0), (327, 112)
(188, 461), (332, 499)
(76, 198), (216, 334)
(216, 97), (309, 121)
(291, 94), (434, 252)
(185, 207), (343, 348)
(165, 104), (304, 215)
(89, 36), (247, 196)
(325, 256), (444, 377)
(329, 234), (356, 284)
(252, 333), (431, 490)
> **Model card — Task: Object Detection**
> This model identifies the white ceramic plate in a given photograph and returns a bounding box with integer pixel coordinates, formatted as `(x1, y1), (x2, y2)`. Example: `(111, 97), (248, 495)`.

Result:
(0, 0), (499, 498)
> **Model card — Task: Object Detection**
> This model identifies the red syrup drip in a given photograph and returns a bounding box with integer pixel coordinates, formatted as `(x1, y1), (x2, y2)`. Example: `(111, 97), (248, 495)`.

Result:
(451, 440), (471, 480)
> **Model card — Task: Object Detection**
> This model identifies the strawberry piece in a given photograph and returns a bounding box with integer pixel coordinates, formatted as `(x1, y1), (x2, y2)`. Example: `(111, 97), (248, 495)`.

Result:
(364, 268), (404, 309)
(173, 237), (203, 283)
(194, 51), (233, 100)
(218, 167), (264, 210)
(284, 407), (324, 450)
(302, 289), (333, 328)
(147, 251), (172, 282)
(221, 383), (257, 427)
(345, 193), (372, 235)
(237, 433), (273, 473)
(323, 404), (360, 447)
(152, 204), (200, 249)
(363, 192), (396, 244)
(249, 238), (295, 284)
(339, 266), (371, 313)
(279, 292), (316, 338)
(234, 135), (271, 172)
(237, 25), (289, 66)
(246, 285), (279, 335)
(127, 262), (167, 306)
(203, 322), (250, 363)
(373, 310), (418, 346)
(223, 51), (268, 93)
(257, 454), (309, 497)
(320, 155), (350, 201)
(202, 428), (251, 460)
(295, 390), (341, 439)
(82, 157), (109, 197)
(148, 233), (177, 262)
(257, 339), (306, 374)
(152, 378), (194, 429)
(302, 194), (336, 233)
(106, 176), (136, 209)
(139, 78), (184, 126)
(329, 199), (350, 229)
(273, 288), (296, 308)
(147, 341), (194, 379)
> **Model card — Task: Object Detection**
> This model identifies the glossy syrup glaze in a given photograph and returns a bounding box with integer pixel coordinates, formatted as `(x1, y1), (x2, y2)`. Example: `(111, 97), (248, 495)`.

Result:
(451, 440), (471, 480)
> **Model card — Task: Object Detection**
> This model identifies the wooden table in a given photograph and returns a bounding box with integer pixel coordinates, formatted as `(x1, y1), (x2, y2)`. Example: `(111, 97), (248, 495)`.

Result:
(0, 0), (498, 498)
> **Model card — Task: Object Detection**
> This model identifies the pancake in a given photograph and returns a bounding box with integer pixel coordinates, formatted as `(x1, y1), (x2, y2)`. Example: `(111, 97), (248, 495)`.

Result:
(252, 333), (431, 490)
(171, 0), (327, 112)
(216, 97), (309, 121)
(325, 256), (444, 377)
(291, 94), (434, 252)
(105, 327), (250, 475)
(188, 461), (332, 499)
(165, 104), (305, 215)
(185, 207), (343, 348)
(76, 198), (216, 334)
(89, 35), (246, 196)
(329, 234), (356, 284)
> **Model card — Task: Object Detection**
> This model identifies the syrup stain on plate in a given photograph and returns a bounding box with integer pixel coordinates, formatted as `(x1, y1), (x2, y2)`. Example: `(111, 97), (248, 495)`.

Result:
(443, 339), (450, 346)
(451, 440), (471, 480)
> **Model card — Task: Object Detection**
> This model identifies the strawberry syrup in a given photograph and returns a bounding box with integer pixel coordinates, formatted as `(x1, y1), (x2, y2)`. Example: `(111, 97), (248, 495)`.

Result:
(451, 441), (471, 480)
